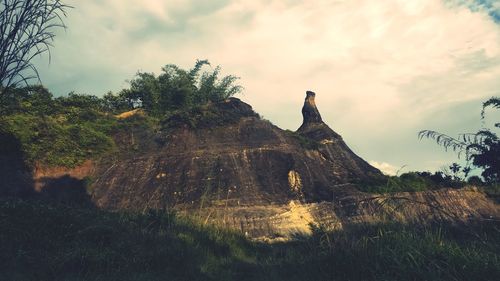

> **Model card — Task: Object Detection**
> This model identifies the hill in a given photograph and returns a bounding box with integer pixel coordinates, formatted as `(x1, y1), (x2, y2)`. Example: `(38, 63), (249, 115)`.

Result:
(90, 92), (381, 210)
(11, 90), (495, 239)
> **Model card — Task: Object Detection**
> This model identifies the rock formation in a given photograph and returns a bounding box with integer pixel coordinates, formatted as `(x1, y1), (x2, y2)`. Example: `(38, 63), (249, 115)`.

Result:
(26, 91), (500, 239)
(297, 91), (380, 180)
(91, 92), (381, 210)
(299, 91), (323, 127)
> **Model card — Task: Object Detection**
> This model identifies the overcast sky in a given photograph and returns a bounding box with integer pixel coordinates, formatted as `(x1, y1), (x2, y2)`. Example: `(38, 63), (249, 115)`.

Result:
(33, 0), (500, 175)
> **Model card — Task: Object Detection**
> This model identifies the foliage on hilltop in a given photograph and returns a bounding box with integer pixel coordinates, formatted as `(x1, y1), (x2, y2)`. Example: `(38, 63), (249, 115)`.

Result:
(0, 61), (242, 168)
(103, 60), (242, 116)
(0, 86), (117, 167)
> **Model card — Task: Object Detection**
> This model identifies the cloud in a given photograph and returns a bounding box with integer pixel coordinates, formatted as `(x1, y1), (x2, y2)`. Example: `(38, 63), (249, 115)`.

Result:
(448, 0), (500, 22)
(369, 161), (401, 176)
(33, 0), (500, 172)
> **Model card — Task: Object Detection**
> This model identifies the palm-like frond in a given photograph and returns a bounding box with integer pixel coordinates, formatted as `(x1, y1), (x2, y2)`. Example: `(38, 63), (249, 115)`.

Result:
(189, 59), (210, 80)
(481, 97), (500, 119)
(420, 97), (499, 183)
(418, 130), (467, 152)
(0, 0), (71, 96)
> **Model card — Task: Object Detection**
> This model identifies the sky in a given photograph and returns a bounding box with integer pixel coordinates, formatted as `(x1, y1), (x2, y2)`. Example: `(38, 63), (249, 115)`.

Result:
(33, 0), (500, 175)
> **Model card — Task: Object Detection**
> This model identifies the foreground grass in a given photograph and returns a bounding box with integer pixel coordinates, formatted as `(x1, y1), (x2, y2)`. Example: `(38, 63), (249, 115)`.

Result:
(1, 199), (499, 281)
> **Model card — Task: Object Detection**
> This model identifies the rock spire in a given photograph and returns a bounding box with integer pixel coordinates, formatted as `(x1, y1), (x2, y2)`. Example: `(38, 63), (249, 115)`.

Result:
(298, 90), (324, 132)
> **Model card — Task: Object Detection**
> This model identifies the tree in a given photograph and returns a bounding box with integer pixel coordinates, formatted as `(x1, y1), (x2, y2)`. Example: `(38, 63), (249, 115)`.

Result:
(117, 60), (243, 116)
(102, 91), (132, 114)
(419, 97), (500, 184)
(1, 84), (56, 115)
(0, 0), (70, 99)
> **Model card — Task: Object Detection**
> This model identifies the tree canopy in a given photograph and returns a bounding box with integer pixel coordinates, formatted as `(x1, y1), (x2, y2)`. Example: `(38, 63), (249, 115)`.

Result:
(105, 60), (243, 116)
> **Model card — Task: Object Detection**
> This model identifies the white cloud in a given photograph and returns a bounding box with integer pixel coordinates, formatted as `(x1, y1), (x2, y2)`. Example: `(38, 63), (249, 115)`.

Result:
(35, 0), (500, 172)
(369, 161), (401, 176)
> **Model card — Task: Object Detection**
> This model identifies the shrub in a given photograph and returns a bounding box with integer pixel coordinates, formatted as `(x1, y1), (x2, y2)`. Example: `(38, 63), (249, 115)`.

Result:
(114, 60), (243, 116)
(1, 114), (115, 168)
(356, 171), (466, 193)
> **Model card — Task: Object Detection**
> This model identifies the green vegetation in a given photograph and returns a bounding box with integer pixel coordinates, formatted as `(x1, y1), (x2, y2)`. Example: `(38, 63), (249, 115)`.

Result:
(420, 96), (500, 185)
(1, 198), (499, 281)
(105, 60), (243, 116)
(357, 170), (470, 193)
(0, 0), (69, 97)
(1, 4), (498, 280)
(0, 60), (243, 168)
(0, 86), (117, 167)
(1, 114), (113, 167)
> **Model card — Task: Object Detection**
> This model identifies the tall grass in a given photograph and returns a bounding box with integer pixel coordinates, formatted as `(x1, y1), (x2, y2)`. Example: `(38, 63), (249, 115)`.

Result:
(1, 198), (499, 281)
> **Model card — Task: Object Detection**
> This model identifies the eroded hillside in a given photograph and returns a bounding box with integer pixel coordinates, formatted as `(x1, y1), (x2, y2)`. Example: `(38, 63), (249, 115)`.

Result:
(25, 92), (500, 239)
(90, 92), (381, 210)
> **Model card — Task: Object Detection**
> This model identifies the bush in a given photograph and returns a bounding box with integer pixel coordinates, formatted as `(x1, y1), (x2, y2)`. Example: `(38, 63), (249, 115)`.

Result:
(356, 171), (466, 193)
(112, 60), (243, 116)
(1, 113), (115, 168)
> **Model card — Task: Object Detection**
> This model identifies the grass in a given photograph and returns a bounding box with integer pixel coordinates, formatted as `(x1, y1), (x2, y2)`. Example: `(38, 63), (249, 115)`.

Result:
(1, 198), (499, 281)
(0, 114), (116, 168)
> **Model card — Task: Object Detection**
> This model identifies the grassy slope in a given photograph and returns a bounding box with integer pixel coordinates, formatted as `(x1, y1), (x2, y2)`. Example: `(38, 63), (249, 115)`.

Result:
(1, 199), (499, 281)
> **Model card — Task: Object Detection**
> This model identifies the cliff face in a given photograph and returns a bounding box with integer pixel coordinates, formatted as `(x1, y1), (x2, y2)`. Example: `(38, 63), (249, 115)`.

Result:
(91, 93), (381, 210)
